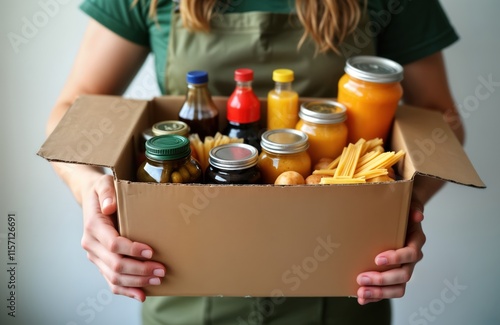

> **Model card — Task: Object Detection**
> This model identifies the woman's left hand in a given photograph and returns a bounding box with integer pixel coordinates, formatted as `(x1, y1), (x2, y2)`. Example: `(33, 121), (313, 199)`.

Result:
(355, 201), (426, 305)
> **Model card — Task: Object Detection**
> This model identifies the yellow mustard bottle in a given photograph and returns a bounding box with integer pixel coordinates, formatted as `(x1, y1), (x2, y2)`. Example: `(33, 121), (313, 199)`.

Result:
(267, 69), (299, 130)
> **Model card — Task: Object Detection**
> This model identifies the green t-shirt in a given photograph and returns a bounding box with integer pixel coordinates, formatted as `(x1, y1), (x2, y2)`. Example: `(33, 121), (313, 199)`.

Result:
(80, 0), (458, 94)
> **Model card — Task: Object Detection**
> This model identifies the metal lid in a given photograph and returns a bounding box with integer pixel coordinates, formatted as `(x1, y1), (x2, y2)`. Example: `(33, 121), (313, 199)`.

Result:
(152, 120), (190, 137)
(209, 143), (259, 170)
(145, 135), (191, 161)
(345, 56), (403, 83)
(299, 100), (347, 125)
(260, 129), (309, 154)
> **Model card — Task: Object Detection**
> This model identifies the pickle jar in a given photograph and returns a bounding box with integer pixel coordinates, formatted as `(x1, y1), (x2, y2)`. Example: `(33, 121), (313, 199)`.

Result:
(295, 100), (348, 166)
(258, 129), (311, 184)
(338, 55), (403, 143)
(205, 143), (261, 184)
(137, 134), (202, 183)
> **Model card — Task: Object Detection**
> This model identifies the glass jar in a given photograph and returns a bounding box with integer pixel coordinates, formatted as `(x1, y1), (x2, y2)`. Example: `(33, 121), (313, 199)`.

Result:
(295, 100), (348, 166)
(178, 70), (219, 139)
(258, 129), (311, 184)
(205, 143), (261, 184)
(151, 120), (198, 161)
(136, 135), (202, 183)
(224, 68), (262, 152)
(338, 56), (403, 143)
(267, 69), (299, 130)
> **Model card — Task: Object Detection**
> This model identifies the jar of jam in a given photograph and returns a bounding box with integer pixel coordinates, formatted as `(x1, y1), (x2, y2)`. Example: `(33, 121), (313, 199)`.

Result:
(258, 129), (311, 184)
(295, 100), (348, 166)
(136, 135), (202, 183)
(338, 55), (403, 143)
(205, 143), (261, 184)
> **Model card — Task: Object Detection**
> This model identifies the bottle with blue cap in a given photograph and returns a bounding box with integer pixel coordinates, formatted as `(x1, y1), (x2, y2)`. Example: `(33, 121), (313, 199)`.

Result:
(178, 70), (219, 139)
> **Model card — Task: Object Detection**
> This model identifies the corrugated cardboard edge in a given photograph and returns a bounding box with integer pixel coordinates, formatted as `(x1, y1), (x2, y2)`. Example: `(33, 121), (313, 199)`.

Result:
(392, 105), (486, 188)
(37, 95), (149, 171)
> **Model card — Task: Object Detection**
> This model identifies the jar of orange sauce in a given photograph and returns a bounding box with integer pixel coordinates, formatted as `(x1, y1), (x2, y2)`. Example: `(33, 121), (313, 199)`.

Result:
(295, 100), (348, 166)
(338, 56), (403, 143)
(258, 129), (311, 184)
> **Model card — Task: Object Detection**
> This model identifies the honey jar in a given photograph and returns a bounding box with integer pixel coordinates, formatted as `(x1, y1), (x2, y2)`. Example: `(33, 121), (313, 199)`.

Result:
(258, 129), (311, 184)
(338, 55), (403, 143)
(295, 100), (348, 166)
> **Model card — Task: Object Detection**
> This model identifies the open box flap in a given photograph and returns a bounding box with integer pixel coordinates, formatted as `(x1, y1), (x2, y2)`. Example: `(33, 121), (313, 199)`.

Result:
(391, 105), (485, 188)
(37, 95), (149, 169)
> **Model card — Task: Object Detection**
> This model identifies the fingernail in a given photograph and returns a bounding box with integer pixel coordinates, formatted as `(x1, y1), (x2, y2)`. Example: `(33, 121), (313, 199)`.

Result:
(363, 290), (372, 298)
(149, 278), (161, 285)
(360, 276), (371, 286)
(376, 257), (388, 265)
(153, 269), (165, 277)
(141, 250), (153, 259)
(102, 198), (112, 209)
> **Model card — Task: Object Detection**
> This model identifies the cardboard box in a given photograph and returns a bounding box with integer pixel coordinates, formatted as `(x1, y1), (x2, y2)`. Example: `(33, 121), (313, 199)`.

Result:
(38, 95), (485, 297)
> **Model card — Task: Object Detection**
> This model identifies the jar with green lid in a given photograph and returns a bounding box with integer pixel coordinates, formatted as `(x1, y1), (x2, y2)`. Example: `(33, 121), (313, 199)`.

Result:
(258, 129), (311, 184)
(137, 134), (202, 183)
(295, 100), (348, 166)
(205, 143), (261, 184)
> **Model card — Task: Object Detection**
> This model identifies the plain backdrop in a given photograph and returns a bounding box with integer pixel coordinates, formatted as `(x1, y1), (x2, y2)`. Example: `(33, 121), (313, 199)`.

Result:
(0, 1), (498, 324)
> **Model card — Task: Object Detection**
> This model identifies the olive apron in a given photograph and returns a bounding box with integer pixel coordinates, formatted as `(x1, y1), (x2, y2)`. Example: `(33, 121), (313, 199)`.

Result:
(143, 7), (390, 325)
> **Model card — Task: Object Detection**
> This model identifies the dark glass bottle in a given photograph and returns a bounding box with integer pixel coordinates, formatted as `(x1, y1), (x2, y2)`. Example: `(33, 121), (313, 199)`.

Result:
(205, 143), (261, 184)
(178, 71), (219, 140)
(223, 69), (262, 152)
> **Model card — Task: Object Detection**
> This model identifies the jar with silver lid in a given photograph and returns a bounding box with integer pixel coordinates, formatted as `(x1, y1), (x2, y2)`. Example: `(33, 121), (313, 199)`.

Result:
(295, 100), (348, 166)
(205, 143), (261, 184)
(258, 129), (311, 184)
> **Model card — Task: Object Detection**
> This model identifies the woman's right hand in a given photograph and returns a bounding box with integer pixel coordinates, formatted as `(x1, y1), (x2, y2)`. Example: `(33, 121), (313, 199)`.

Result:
(80, 173), (166, 302)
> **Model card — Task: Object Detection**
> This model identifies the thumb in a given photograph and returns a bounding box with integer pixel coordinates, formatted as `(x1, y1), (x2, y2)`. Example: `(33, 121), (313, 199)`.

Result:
(96, 175), (117, 215)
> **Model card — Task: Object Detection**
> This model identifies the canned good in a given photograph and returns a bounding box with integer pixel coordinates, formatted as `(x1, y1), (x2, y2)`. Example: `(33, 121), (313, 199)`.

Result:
(205, 143), (261, 184)
(136, 135), (202, 183)
(258, 129), (311, 184)
(338, 55), (403, 143)
(295, 100), (348, 166)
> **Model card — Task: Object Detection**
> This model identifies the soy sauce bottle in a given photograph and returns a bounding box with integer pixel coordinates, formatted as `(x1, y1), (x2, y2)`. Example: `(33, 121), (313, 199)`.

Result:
(178, 71), (219, 139)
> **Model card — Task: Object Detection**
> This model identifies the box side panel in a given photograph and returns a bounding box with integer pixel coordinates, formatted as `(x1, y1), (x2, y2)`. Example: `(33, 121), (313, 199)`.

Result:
(37, 95), (149, 169)
(116, 182), (412, 297)
(393, 105), (485, 188)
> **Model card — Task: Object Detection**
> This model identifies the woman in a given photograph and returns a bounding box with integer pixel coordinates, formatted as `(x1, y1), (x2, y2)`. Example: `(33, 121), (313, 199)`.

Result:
(46, 0), (463, 323)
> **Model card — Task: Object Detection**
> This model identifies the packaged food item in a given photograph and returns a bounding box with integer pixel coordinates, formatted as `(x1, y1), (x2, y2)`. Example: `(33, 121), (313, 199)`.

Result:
(258, 129), (311, 184)
(137, 121), (192, 166)
(136, 134), (202, 184)
(152, 120), (190, 137)
(178, 70), (219, 139)
(267, 69), (299, 130)
(205, 143), (261, 184)
(295, 100), (348, 166)
(338, 56), (403, 143)
(224, 69), (262, 151)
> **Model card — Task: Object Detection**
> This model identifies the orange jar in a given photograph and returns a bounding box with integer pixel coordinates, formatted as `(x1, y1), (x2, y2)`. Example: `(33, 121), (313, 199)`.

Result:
(258, 129), (311, 184)
(338, 56), (403, 143)
(295, 100), (348, 166)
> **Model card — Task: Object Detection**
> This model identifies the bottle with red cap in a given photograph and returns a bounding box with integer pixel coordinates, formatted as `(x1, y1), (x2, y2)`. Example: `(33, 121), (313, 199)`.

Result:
(224, 68), (262, 151)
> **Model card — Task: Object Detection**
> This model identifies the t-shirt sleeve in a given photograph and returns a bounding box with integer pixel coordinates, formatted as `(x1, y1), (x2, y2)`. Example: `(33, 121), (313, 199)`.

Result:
(80, 0), (151, 47)
(373, 0), (459, 65)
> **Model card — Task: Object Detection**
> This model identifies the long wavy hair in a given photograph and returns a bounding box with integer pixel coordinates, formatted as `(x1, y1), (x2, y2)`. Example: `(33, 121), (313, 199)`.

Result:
(133, 0), (364, 54)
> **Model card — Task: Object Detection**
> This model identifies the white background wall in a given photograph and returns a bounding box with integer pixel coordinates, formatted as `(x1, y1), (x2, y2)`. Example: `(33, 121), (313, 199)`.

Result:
(0, 1), (498, 324)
